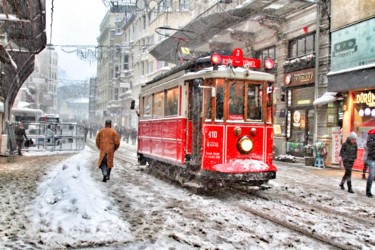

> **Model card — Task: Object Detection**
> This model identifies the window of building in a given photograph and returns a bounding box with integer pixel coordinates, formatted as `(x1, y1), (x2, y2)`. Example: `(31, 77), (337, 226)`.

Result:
(114, 88), (119, 100)
(148, 61), (154, 74)
(165, 87), (179, 116)
(179, 0), (190, 10)
(123, 55), (129, 70)
(256, 46), (277, 64)
(288, 33), (315, 58)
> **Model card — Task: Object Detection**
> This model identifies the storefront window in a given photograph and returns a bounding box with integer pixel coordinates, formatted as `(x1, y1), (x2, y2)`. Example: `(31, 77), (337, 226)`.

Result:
(353, 91), (375, 148)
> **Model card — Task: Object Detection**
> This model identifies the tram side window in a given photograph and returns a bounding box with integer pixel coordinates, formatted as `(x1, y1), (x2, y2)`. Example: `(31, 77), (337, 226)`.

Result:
(215, 80), (224, 120)
(229, 82), (244, 120)
(266, 83), (273, 123)
(247, 85), (262, 120)
(204, 87), (212, 120)
(153, 91), (164, 118)
(143, 95), (153, 118)
(165, 87), (179, 116)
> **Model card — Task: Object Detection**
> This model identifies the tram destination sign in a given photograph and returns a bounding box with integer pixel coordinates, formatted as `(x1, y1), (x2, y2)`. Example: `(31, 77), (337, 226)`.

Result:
(221, 48), (261, 68)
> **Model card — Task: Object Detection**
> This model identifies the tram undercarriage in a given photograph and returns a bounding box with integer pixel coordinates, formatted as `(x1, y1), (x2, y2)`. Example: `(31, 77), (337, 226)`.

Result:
(139, 155), (276, 194)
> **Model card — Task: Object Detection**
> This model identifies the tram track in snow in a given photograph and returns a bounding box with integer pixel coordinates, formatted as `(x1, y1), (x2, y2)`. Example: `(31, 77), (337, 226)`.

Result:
(86, 139), (374, 249)
(229, 187), (375, 250)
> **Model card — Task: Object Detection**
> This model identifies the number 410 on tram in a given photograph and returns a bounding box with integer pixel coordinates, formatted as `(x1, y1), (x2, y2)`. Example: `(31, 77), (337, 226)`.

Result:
(136, 48), (277, 192)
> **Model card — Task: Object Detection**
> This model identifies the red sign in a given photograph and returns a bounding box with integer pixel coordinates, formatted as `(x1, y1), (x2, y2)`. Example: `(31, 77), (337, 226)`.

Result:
(202, 125), (224, 170)
(220, 48), (261, 68)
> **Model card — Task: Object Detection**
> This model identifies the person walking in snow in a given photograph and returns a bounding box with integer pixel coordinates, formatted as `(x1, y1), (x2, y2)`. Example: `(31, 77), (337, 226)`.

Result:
(96, 120), (120, 182)
(339, 132), (358, 193)
(14, 122), (28, 156)
(362, 144), (368, 179)
(365, 129), (375, 198)
(130, 127), (137, 145)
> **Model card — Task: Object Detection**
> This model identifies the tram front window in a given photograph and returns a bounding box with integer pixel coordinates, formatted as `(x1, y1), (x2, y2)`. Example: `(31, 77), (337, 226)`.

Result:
(247, 85), (262, 120)
(229, 82), (244, 120)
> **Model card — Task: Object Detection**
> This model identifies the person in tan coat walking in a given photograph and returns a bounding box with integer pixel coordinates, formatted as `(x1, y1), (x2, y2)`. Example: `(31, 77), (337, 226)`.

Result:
(96, 120), (120, 182)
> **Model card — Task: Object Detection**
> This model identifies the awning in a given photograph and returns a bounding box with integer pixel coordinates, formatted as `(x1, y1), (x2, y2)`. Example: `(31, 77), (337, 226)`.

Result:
(313, 92), (337, 106)
(149, 0), (316, 63)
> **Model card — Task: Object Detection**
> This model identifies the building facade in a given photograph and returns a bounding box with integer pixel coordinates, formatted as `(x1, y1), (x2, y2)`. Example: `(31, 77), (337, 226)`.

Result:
(15, 48), (59, 114)
(327, 0), (375, 169)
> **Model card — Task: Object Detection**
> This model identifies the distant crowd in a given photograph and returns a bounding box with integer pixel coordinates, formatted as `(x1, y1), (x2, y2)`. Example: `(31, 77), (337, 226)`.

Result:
(86, 124), (137, 145)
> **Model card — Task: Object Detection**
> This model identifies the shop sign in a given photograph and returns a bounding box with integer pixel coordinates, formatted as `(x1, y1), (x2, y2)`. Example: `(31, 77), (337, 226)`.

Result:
(332, 127), (342, 164)
(355, 91), (375, 107)
(331, 18), (375, 72)
(284, 68), (315, 86)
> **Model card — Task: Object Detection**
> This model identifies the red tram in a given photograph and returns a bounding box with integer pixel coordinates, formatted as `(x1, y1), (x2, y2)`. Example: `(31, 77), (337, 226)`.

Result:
(136, 50), (277, 191)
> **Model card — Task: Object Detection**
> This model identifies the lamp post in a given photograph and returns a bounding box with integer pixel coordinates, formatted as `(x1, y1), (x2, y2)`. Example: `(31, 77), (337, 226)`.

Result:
(313, 0), (320, 144)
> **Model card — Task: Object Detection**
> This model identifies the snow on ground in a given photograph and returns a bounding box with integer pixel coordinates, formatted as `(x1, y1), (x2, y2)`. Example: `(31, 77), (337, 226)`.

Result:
(1, 139), (375, 249)
(23, 148), (132, 248)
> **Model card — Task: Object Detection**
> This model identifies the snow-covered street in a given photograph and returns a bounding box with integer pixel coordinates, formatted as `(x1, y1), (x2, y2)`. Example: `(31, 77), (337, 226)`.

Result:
(1, 140), (374, 250)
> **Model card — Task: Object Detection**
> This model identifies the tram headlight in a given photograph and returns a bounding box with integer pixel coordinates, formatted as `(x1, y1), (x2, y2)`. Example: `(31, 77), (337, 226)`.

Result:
(237, 136), (253, 154)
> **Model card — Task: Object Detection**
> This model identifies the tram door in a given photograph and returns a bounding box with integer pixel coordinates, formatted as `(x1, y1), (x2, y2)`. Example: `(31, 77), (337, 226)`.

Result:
(188, 81), (203, 167)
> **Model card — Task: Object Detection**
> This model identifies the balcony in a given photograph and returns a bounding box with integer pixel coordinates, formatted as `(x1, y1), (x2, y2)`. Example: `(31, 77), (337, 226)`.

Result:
(283, 54), (316, 73)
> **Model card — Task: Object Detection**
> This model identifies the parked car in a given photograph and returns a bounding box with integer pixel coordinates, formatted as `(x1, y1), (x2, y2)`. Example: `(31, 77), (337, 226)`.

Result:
(26, 127), (62, 146)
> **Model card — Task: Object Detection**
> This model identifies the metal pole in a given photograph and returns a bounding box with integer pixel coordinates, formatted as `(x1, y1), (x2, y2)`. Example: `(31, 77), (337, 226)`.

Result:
(313, 1), (320, 143)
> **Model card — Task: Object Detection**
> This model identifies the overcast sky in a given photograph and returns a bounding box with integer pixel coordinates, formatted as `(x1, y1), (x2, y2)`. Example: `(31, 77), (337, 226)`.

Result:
(46, 0), (108, 80)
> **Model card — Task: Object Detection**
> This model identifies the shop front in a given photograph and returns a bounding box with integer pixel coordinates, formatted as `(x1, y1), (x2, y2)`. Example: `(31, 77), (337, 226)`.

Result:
(284, 68), (315, 157)
(350, 90), (375, 170)
(327, 18), (375, 170)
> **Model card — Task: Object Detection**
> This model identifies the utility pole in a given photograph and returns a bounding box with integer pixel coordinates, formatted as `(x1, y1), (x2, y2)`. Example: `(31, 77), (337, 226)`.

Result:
(313, 1), (320, 143)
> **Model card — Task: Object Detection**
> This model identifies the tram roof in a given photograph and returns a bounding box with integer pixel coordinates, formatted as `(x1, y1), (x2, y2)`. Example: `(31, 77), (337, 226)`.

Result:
(141, 65), (275, 96)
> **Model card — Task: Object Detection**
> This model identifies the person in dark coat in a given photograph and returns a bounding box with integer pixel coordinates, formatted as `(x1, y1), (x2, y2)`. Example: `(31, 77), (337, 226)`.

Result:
(365, 129), (375, 198)
(131, 127), (137, 145)
(339, 132), (358, 193)
(14, 122), (28, 156)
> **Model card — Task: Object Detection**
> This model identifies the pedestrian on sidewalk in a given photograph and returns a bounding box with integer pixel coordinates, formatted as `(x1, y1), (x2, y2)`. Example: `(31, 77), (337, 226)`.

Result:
(95, 120), (120, 182)
(14, 122), (28, 156)
(131, 127), (137, 145)
(362, 144), (368, 179)
(339, 132), (358, 193)
(365, 129), (375, 198)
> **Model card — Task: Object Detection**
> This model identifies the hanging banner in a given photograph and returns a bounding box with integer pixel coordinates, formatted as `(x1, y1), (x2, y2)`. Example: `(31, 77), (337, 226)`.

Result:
(331, 127), (342, 165)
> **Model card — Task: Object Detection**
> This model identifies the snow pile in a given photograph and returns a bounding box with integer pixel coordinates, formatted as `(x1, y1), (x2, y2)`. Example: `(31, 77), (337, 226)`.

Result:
(212, 158), (272, 173)
(25, 149), (132, 248)
(275, 154), (297, 163)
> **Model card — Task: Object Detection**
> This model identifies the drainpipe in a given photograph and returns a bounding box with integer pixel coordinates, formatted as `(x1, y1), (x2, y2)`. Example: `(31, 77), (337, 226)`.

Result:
(313, 1), (320, 144)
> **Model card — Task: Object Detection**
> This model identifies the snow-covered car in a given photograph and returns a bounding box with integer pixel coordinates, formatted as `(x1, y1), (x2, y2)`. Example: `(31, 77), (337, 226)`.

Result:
(26, 128), (62, 146)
